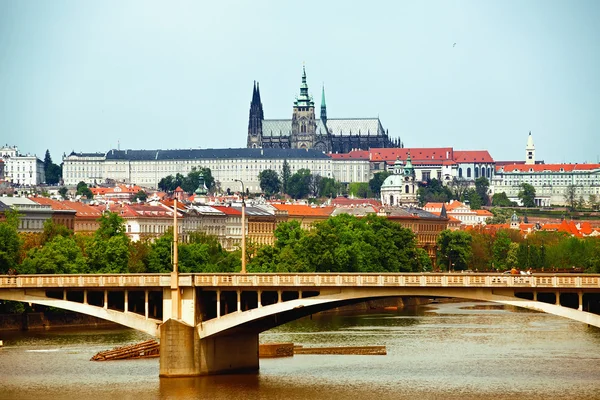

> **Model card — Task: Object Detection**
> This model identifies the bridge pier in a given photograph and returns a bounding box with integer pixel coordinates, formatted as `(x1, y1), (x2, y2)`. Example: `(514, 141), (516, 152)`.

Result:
(159, 319), (200, 377)
(198, 332), (259, 375)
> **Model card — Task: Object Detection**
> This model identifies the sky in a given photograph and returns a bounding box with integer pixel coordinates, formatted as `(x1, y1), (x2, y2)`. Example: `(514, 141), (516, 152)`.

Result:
(1, 0), (599, 164)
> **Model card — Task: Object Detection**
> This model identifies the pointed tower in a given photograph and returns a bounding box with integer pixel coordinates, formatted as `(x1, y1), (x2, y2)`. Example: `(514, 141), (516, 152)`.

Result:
(320, 85), (327, 123)
(291, 66), (316, 149)
(247, 81), (264, 148)
(525, 131), (535, 165)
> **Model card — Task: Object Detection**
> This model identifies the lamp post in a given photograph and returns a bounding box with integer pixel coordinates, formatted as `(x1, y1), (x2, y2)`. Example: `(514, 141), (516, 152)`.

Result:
(235, 179), (247, 274)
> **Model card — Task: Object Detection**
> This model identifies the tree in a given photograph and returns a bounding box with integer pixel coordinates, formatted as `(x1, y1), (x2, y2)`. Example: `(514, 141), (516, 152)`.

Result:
(369, 171), (392, 197)
(319, 177), (340, 198)
(492, 230), (513, 270)
(43, 150), (62, 185)
(281, 160), (291, 195)
(58, 187), (68, 199)
(436, 230), (472, 271)
(309, 174), (323, 197)
(475, 177), (490, 206)
(417, 178), (453, 206)
(41, 219), (72, 245)
(259, 169), (281, 196)
(449, 177), (470, 200)
(86, 212), (130, 273)
(465, 188), (482, 210)
(0, 209), (22, 273)
(287, 169), (312, 199)
(518, 183), (536, 207)
(180, 167), (215, 194)
(564, 184), (577, 211)
(348, 182), (371, 198)
(132, 190), (147, 202)
(589, 194), (599, 211)
(76, 181), (93, 199)
(492, 192), (515, 207)
(20, 235), (86, 274)
(486, 207), (513, 225)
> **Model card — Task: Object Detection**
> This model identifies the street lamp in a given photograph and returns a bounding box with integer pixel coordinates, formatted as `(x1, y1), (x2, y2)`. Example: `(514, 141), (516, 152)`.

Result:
(234, 179), (247, 274)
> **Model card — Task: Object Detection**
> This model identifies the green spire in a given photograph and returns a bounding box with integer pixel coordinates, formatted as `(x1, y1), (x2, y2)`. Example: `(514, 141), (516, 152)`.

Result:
(404, 152), (415, 176)
(294, 64), (314, 107)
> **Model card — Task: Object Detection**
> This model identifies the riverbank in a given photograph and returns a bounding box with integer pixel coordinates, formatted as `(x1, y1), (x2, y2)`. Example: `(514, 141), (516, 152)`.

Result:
(0, 312), (119, 332)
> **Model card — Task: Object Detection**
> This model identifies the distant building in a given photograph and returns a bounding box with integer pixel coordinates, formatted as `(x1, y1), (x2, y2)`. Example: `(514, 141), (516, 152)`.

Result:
(492, 132), (600, 206)
(380, 154), (418, 206)
(0, 145), (45, 186)
(247, 67), (399, 153)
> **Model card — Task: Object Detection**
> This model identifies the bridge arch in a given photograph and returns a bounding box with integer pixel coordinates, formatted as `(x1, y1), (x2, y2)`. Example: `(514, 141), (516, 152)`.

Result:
(200, 287), (600, 338)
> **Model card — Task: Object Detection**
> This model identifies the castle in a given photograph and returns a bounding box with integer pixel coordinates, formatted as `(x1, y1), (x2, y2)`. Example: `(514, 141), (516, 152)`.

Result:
(247, 67), (400, 153)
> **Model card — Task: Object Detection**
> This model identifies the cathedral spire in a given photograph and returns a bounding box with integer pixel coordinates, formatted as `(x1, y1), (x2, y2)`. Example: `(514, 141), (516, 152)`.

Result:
(294, 65), (314, 107)
(320, 84), (327, 122)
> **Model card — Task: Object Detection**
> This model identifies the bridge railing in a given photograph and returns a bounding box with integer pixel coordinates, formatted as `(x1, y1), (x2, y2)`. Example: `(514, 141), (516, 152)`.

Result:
(1, 273), (599, 289)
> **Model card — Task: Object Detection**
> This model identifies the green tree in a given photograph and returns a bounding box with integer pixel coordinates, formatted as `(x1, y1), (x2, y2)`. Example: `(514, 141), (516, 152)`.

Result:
(85, 212), (130, 273)
(492, 230), (513, 270)
(348, 182), (371, 198)
(43, 150), (62, 185)
(76, 181), (93, 199)
(475, 177), (490, 206)
(449, 177), (470, 200)
(147, 231), (173, 273)
(319, 177), (341, 198)
(589, 194), (599, 211)
(486, 207), (513, 225)
(417, 178), (454, 206)
(309, 174), (323, 197)
(132, 190), (148, 202)
(492, 192), (515, 207)
(436, 230), (472, 271)
(20, 235), (86, 274)
(518, 183), (536, 207)
(281, 160), (291, 195)
(465, 188), (482, 210)
(41, 219), (72, 245)
(287, 169), (312, 199)
(563, 184), (577, 211)
(0, 209), (22, 273)
(369, 171), (392, 197)
(180, 167), (215, 194)
(259, 169), (281, 196)
(58, 187), (68, 199)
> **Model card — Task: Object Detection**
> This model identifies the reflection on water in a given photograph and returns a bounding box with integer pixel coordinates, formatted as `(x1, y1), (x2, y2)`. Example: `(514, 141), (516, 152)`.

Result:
(1, 302), (600, 400)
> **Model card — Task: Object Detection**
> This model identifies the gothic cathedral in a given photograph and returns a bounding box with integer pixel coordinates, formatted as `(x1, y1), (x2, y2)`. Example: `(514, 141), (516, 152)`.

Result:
(247, 67), (401, 153)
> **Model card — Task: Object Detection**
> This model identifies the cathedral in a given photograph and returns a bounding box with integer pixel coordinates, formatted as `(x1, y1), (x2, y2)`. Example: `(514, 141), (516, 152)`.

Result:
(247, 67), (400, 153)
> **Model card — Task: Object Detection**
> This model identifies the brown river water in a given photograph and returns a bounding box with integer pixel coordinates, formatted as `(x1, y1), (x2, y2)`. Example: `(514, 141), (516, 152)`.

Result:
(1, 301), (599, 400)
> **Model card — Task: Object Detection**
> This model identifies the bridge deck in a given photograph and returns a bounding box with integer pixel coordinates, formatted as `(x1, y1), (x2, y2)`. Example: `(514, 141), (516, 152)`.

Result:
(1, 273), (599, 290)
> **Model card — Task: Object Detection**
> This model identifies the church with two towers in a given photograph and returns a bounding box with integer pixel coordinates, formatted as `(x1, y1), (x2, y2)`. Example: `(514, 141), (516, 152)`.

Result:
(247, 67), (400, 153)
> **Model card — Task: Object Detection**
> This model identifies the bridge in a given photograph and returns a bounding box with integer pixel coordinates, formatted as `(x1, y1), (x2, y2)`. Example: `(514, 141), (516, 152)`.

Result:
(1, 273), (600, 377)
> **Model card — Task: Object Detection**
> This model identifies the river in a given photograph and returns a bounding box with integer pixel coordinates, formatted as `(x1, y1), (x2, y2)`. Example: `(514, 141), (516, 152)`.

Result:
(1, 301), (599, 400)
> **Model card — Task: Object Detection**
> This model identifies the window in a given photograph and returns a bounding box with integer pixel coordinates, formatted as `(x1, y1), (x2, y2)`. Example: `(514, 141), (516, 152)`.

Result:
(467, 168), (471, 178)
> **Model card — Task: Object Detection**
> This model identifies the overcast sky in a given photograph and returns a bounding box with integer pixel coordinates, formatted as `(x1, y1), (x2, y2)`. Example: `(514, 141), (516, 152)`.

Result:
(1, 0), (598, 164)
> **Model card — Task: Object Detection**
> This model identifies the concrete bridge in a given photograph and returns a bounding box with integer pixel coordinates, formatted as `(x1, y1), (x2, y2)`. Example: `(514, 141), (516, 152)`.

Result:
(1, 272), (600, 376)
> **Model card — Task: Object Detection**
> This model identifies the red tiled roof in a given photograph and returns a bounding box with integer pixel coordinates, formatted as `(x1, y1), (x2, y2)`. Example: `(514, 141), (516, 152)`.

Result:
(271, 204), (335, 217)
(329, 150), (369, 160)
(29, 197), (73, 211)
(60, 201), (103, 217)
(369, 147), (454, 162)
(496, 163), (600, 173)
(211, 206), (242, 216)
(453, 150), (494, 163)
(474, 210), (493, 216)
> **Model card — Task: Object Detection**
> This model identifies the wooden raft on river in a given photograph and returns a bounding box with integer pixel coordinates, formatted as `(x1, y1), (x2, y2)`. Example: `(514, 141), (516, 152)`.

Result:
(90, 339), (159, 361)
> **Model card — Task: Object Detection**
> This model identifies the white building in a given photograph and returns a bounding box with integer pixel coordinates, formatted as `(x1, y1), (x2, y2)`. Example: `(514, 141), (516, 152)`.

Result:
(63, 148), (339, 192)
(0, 145), (45, 186)
(492, 133), (600, 206)
(380, 155), (418, 206)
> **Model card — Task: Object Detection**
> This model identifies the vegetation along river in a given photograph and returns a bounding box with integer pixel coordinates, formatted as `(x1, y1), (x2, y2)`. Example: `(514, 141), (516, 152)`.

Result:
(0, 301), (599, 400)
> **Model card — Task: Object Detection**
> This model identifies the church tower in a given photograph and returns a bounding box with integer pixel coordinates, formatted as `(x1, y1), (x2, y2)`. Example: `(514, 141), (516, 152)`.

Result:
(291, 66), (316, 149)
(247, 81), (264, 148)
(320, 85), (327, 123)
(525, 131), (535, 165)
